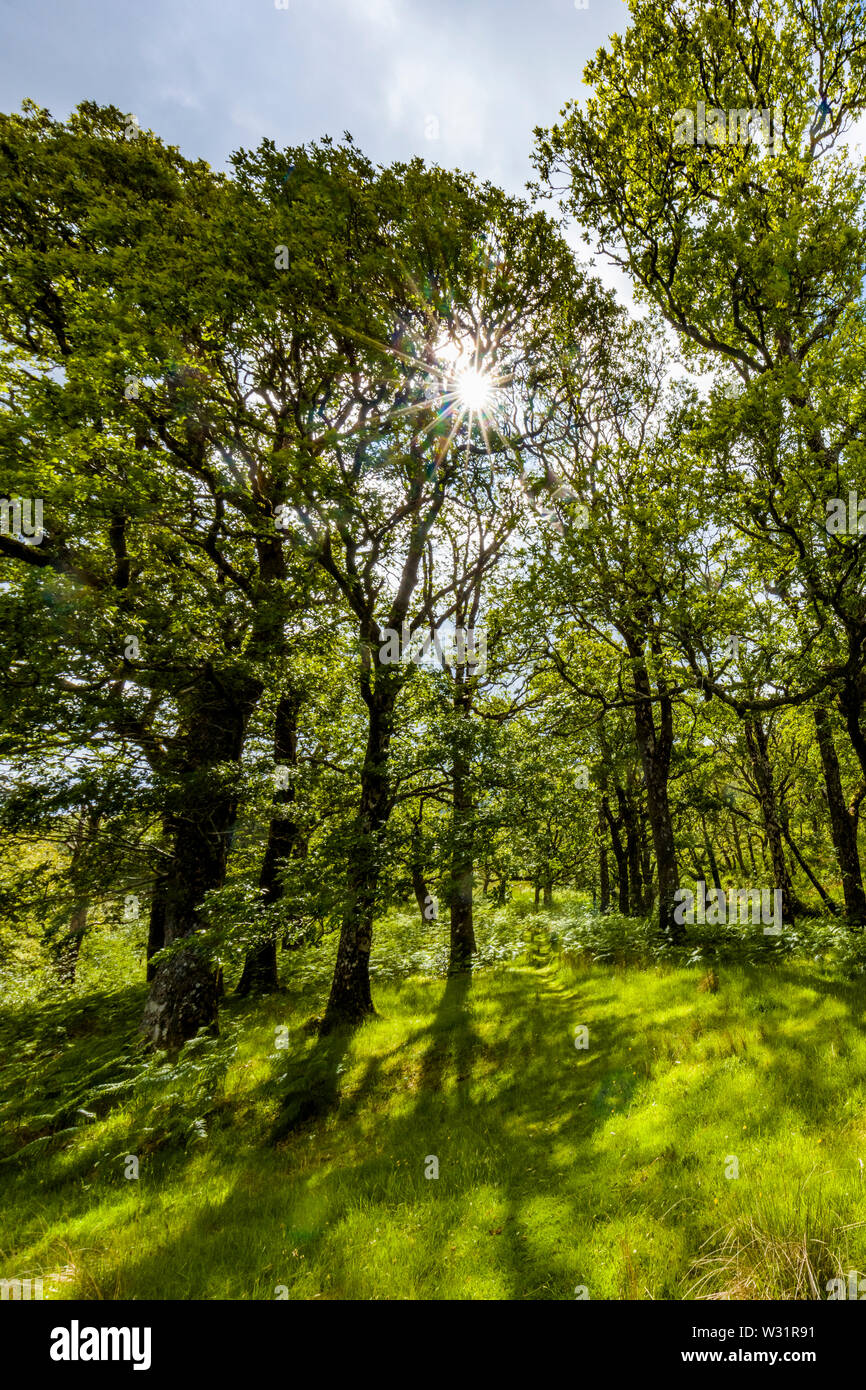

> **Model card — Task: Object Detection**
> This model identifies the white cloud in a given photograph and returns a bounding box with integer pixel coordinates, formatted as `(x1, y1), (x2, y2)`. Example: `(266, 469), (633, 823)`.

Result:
(158, 87), (202, 112)
(343, 0), (400, 29)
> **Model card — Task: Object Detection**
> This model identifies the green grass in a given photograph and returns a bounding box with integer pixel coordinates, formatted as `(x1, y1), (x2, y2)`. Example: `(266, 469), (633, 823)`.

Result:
(3, 908), (866, 1300)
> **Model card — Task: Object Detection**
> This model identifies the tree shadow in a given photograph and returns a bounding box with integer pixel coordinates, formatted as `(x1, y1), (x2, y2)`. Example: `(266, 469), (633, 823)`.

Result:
(67, 953), (866, 1300)
(270, 1025), (354, 1141)
(417, 970), (475, 1097)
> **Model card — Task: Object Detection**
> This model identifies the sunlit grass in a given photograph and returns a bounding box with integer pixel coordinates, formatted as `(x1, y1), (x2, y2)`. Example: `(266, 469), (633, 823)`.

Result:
(2, 903), (866, 1299)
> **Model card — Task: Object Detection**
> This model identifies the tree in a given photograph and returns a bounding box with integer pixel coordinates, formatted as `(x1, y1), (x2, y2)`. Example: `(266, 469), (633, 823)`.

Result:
(535, 0), (866, 929)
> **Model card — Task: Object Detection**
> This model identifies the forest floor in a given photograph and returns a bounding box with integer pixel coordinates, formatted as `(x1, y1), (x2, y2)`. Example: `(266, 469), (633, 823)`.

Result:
(3, 909), (866, 1299)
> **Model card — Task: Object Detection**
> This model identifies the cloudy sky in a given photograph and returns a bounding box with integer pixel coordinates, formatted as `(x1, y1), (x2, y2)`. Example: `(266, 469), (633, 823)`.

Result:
(0, 0), (628, 197)
(4, 1), (866, 318)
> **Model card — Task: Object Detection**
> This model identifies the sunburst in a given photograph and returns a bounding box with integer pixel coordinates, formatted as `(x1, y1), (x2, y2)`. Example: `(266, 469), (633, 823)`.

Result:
(453, 362), (495, 415)
(314, 288), (510, 480)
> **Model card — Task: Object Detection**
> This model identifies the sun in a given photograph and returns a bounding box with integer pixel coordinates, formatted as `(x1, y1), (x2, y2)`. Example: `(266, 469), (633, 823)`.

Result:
(453, 364), (494, 414)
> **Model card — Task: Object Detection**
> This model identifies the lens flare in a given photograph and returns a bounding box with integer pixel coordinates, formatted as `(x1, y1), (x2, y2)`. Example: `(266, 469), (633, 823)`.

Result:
(453, 364), (494, 414)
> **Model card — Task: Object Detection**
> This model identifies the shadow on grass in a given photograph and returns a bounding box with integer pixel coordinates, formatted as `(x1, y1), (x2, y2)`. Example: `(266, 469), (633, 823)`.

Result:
(416, 970), (475, 1098)
(270, 1025), (355, 1141)
(0, 983), (148, 1164)
(31, 954), (866, 1299)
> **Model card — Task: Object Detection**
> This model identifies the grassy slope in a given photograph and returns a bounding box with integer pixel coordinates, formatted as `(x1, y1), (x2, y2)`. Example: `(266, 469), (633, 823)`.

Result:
(2, 919), (866, 1300)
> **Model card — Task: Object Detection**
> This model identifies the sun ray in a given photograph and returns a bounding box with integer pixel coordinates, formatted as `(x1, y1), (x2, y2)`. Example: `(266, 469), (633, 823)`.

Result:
(306, 306), (512, 482)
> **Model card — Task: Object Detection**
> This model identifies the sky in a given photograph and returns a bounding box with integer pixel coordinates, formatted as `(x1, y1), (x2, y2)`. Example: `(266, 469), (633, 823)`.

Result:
(7, 0), (862, 324)
(0, 0), (630, 194)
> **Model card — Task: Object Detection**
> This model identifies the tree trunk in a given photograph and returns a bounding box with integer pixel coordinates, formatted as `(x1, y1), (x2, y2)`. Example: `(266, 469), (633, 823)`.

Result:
(53, 809), (100, 984)
(603, 794), (629, 914)
(542, 875), (553, 909)
(597, 804), (610, 912)
(146, 877), (167, 983)
(729, 813), (748, 877)
(715, 834), (734, 877)
(238, 690), (303, 995)
(638, 810), (653, 911)
(140, 671), (260, 1050)
(450, 856), (475, 968)
(53, 901), (88, 984)
(838, 662), (866, 789)
(781, 820), (839, 915)
(236, 934), (277, 998)
(448, 677), (477, 974)
(321, 680), (397, 1033)
(701, 818), (723, 892)
(139, 819), (225, 1051)
(619, 788), (644, 916)
(322, 857), (378, 1032)
(641, 758), (679, 938)
(743, 715), (795, 925)
(814, 705), (866, 925)
(409, 803), (431, 919)
(412, 861), (432, 920)
(625, 636), (681, 941)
